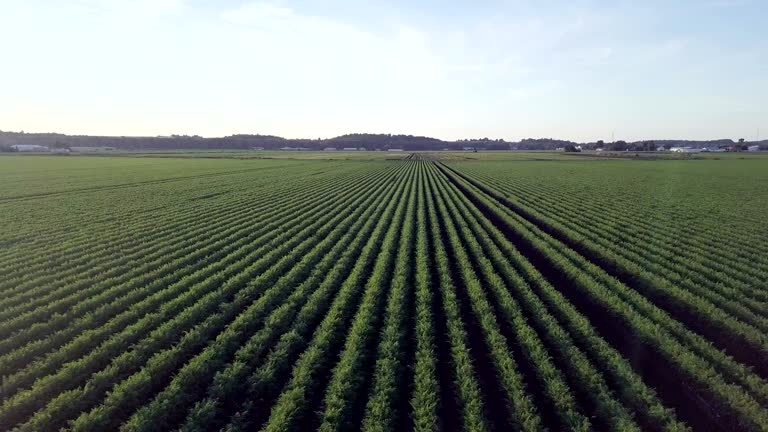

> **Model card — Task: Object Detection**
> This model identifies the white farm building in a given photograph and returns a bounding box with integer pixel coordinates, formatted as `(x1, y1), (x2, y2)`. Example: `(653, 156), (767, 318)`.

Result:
(670, 147), (702, 153)
(11, 144), (49, 152)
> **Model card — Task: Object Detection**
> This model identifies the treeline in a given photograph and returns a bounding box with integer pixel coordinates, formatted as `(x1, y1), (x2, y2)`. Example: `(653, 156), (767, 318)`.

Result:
(1, 130), (766, 152)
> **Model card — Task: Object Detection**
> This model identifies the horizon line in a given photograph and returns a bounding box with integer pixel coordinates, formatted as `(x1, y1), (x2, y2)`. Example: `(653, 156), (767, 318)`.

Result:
(1, 129), (762, 144)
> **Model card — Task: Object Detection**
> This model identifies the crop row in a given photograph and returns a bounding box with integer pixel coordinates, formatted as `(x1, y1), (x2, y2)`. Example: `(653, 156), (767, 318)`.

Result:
(455, 166), (768, 301)
(0, 162), (404, 430)
(452, 163), (768, 278)
(438, 162), (768, 431)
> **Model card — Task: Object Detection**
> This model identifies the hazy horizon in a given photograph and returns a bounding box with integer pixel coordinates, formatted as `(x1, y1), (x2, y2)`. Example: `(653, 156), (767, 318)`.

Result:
(2, 0), (766, 142)
(2, 128), (764, 144)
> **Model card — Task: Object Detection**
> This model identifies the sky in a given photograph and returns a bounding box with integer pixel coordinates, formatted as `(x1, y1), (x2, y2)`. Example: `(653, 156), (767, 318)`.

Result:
(1, 0), (766, 142)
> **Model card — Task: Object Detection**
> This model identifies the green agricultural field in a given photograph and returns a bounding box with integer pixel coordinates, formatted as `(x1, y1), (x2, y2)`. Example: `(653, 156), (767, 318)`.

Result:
(1, 154), (766, 431)
(68, 150), (414, 161)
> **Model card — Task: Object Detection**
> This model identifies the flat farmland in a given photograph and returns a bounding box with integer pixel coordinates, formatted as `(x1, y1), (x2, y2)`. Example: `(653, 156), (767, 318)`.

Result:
(1, 154), (766, 431)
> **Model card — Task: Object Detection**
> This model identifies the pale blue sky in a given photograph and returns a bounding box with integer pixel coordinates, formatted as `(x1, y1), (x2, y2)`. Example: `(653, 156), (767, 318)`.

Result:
(1, 0), (766, 141)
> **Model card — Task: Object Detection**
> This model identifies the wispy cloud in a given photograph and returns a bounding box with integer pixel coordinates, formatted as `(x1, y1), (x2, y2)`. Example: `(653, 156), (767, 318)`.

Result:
(702, 0), (753, 7)
(215, 2), (459, 94)
(75, 0), (185, 19)
(220, 2), (293, 24)
(506, 79), (564, 101)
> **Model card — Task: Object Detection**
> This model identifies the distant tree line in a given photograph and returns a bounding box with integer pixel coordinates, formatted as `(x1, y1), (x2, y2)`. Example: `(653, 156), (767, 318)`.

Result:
(1, 131), (766, 152)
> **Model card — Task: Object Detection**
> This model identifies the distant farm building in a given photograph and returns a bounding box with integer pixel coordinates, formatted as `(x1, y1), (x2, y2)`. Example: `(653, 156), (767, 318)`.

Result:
(323, 147), (337, 151)
(71, 146), (116, 152)
(748, 145), (760, 152)
(51, 148), (71, 154)
(11, 145), (49, 152)
(342, 147), (359, 151)
(387, 148), (404, 152)
(670, 147), (702, 153)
